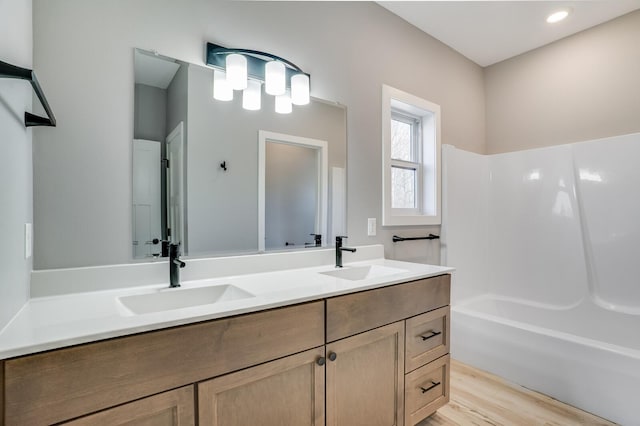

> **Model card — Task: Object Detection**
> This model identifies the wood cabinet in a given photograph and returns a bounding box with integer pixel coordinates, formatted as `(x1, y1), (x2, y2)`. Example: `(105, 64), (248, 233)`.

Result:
(326, 322), (405, 426)
(326, 275), (451, 426)
(61, 386), (195, 426)
(198, 347), (325, 426)
(0, 274), (451, 426)
(2, 301), (324, 426)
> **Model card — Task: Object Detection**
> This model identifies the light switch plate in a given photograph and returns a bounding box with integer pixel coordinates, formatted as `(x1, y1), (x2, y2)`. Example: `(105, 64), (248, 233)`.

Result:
(25, 223), (32, 259)
(367, 218), (377, 236)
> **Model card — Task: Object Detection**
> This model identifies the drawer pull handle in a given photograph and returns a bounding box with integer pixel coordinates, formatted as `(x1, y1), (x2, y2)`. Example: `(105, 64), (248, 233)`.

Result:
(317, 357), (326, 366)
(420, 330), (442, 341)
(328, 352), (337, 362)
(420, 381), (441, 393)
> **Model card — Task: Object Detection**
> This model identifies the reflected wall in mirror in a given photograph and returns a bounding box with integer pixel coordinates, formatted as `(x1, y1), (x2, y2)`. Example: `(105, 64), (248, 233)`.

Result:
(259, 131), (328, 252)
(133, 49), (347, 259)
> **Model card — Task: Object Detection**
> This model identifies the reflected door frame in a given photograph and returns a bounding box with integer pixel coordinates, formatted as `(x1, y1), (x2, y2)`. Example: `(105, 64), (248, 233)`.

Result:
(258, 130), (328, 253)
(167, 121), (185, 250)
(132, 139), (162, 258)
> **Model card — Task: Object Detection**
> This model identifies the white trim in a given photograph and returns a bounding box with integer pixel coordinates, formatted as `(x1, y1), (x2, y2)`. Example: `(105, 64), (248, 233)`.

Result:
(258, 130), (329, 252)
(382, 84), (441, 226)
(166, 122), (186, 246)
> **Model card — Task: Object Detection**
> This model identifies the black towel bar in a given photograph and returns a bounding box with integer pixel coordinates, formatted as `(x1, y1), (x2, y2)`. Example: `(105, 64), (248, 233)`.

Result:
(392, 234), (440, 243)
(0, 59), (56, 127)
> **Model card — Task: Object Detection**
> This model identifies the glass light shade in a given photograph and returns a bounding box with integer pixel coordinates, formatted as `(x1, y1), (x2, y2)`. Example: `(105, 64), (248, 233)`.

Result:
(226, 53), (247, 90)
(212, 69), (233, 101)
(291, 73), (310, 105)
(265, 61), (286, 96)
(275, 90), (292, 114)
(242, 80), (262, 110)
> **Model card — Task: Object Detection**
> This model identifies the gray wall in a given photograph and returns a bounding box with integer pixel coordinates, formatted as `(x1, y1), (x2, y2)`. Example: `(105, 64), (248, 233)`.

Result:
(265, 143), (318, 250)
(134, 83), (166, 142)
(166, 63), (188, 140)
(0, 0), (32, 327)
(32, 0), (485, 269)
(485, 10), (640, 154)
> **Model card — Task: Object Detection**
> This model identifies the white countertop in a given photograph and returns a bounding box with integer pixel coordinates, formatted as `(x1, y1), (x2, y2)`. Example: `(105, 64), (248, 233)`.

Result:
(0, 249), (453, 360)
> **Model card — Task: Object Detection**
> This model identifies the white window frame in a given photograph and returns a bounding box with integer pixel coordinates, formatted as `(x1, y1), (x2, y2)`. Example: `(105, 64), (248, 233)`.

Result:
(390, 110), (422, 215)
(382, 84), (441, 226)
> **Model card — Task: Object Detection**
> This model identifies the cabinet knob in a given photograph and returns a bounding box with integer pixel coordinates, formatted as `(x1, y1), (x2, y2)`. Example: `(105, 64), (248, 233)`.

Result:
(317, 357), (326, 366)
(328, 352), (337, 361)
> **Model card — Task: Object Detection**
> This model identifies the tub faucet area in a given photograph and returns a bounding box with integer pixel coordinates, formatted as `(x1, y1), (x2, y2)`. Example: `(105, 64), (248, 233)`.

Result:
(169, 243), (186, 287)
(335, 236), (356, 268)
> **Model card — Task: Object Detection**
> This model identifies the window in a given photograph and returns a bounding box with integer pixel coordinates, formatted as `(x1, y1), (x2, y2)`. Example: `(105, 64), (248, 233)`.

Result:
(382, 85), (441, 226)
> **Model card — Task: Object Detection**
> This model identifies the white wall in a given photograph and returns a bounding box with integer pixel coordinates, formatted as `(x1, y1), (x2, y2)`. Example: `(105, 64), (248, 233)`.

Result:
(0, 0), (32, 328)
(32, 0), (485, 269)
(485, 10), (640, 154)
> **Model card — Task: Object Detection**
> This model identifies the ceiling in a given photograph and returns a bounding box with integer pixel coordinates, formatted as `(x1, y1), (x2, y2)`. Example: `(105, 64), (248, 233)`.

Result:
(378, 1), (640, 67)
(134, 50), (180, 89)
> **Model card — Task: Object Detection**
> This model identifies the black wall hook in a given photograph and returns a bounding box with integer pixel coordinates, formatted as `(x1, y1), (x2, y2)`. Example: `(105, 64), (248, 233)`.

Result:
(220, 161), (227, 171)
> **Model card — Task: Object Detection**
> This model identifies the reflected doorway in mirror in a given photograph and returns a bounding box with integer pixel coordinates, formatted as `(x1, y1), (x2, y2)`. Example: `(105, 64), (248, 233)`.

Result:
(258, 131), (328, 252)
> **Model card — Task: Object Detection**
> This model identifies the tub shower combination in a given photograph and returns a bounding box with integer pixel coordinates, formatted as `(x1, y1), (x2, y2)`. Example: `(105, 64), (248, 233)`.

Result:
(442, 133), (640, 425)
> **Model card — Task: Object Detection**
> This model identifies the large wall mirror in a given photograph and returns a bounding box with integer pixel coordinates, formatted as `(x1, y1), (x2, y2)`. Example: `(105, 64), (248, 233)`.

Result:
(133, 49), (347, 259)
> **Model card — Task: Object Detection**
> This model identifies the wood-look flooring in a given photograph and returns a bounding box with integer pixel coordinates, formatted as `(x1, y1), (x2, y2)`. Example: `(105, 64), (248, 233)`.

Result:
(419, 360), (616, 426)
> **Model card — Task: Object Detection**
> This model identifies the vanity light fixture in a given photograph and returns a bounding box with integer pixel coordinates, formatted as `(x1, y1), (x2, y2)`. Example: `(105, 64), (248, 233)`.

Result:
(275, 89), (292, 114)
(546, 9), (570, 24)
(226, 53), (248, 90)
(265, 60), (286, 96)
(206, 42), (310, 113)
(213, 69), (233, 101)
(291, 73), (310, 105)
(243, 79), (262, 111)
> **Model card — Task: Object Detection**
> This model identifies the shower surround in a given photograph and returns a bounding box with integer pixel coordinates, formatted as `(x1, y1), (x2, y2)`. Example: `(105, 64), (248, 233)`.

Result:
(442, 133), (640, 425)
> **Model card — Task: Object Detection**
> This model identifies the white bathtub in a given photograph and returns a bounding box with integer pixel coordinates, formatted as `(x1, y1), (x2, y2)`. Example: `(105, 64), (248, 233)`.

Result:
(452, 295), (640, 425)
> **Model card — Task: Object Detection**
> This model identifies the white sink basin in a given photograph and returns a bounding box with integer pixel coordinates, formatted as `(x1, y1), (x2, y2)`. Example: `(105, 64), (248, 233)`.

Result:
(320, 264), (408, 281)
(118, 284), (255, 315)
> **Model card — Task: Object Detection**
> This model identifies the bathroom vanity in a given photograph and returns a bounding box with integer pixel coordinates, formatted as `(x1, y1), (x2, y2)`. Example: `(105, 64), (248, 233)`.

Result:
(0, 250), (451, 426)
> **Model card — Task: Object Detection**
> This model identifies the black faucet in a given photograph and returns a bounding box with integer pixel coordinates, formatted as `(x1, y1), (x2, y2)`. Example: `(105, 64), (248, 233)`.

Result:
(306, 233), (322, 248)
(169, 243), (186, 288)
(335, 236), (356, 268)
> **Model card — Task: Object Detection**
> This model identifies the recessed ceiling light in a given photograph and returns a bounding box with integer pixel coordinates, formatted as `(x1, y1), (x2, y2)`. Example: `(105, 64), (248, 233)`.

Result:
(546, 9), (570, 24)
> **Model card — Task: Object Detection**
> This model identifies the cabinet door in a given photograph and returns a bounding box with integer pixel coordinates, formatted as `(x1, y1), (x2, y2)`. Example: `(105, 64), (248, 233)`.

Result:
(198, 346), (325, 426)
(326, 321), (405, 426)
(61, 385), (194, 425)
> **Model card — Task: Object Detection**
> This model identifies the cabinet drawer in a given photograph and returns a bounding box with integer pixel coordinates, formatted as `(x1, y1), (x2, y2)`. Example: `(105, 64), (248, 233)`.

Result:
(3, 301), (324, 426)
(326, 275), (450, 342)
(405, 306), (450, 372)
(404, 355), (449, 426)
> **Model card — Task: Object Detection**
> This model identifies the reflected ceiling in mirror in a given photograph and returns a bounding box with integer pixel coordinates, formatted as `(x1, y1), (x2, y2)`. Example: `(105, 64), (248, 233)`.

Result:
(132, 49), (347, 260)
